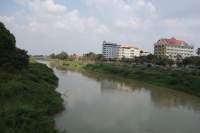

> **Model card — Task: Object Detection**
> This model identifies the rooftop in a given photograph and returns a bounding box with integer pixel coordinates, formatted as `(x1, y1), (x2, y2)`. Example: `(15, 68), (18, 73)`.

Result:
(156, 37), (193, 48)
(120, 44), (139, 49)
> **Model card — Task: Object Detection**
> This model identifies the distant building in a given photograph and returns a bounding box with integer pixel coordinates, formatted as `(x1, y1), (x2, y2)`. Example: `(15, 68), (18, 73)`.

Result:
(154, 37), (194, 60)
(102, 41), (120, 59)
(118, 45), (140, 59)
(102, 41), (146, 59)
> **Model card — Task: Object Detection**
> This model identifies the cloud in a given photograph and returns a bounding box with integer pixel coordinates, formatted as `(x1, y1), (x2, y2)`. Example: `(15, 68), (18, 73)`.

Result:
(4, 0), (199, 54)
(150, 0), (200, 19)
(11, 0), (114, 54)
(85, 0), (157, 35)
(16, 0), (66, 13)
(42, 0), (66, 13)
(0, 16), (15, 25)
(18, 0), (108, 34)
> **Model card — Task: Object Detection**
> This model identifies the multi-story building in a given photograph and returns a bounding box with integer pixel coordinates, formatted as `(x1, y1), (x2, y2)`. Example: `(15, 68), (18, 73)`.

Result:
(102, 41), (145, 59)
(154, 37), (194, 60)
(118, 45), (140, 59)
(102, 41), (120, 59)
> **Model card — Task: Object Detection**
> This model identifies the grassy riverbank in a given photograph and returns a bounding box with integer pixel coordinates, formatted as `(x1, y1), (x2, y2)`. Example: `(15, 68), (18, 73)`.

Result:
(51, 60), (200, 97)
(0, 63), (63, 133)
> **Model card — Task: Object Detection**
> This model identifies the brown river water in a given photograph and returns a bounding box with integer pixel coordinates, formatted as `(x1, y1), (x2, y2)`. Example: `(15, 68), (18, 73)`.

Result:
(40, 61), (200, 133)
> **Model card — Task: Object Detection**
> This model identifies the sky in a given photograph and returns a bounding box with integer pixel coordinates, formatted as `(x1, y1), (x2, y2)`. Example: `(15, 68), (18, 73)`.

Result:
(0, 0), (200, 55)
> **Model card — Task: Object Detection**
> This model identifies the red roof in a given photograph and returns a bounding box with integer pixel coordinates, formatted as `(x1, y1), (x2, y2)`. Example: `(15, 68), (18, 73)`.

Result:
(166, 37), (186, 45)
(158, 37), (188, 46)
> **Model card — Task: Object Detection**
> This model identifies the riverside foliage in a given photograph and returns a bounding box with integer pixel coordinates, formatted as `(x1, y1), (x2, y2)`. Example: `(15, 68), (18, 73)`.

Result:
(0, 22), (63, 133)
(51, 60), (200, 97)
(0, 22), (29, 71)
(85, 63), (200, 97)
(0, 63), (63, 133)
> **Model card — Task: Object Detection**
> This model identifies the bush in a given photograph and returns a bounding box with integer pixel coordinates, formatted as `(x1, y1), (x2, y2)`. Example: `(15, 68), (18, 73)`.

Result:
(0, 63), (62, 133)
(0, 48), (29, 71)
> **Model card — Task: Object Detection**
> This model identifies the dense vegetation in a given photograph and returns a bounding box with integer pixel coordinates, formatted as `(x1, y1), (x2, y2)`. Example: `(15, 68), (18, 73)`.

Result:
(50, 52), (104, 62)
(50, 60), (86, 70)
(0, 22), (15, 49)
(0, 63), (63, 133)
(183, 56), (200, 67)
(0, 22), (63, 133)
(50, 52), (69, 60)
(0, 22), (29, 71)
(85, 63), (200, 97)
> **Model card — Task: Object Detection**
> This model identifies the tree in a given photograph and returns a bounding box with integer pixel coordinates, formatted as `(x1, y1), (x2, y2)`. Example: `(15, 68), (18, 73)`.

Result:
(140, 50), (144, 56)
(183, 56), (200, 67)
(153, 56), (174, 66)
(95, 54), (104, 61)
(83, 52), (96, 61)
(0, 22), (29, 71)
(146, 54), (157, 64)
(55, 52), (68, 60)
(121, 56), (130, 63)
(168, 59), (175, 66)
(183, 57), (191, 66)
(176, 54), (183, 67)
(0, 22), (16, 49)
(49, 53), (56, 59)
(12, 48), (29, 69)
(196, 48), (200, 56)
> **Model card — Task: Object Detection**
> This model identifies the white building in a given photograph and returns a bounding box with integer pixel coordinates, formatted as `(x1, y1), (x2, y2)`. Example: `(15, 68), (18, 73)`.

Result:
(102, 41), (120, 59)
(102, 41), (142, 59)
(118, 45), (140, 59)
(154, 37), (194, 60)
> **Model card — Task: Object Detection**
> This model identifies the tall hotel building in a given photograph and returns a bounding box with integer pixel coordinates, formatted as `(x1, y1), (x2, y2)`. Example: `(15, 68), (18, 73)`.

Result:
(154, 37), (194, 60)
(102, 41), (120, 59)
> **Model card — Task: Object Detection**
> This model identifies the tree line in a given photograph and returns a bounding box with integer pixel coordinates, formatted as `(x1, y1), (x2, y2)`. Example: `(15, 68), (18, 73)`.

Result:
(49, 51), (200, 68)
(49, 52), (104, 62)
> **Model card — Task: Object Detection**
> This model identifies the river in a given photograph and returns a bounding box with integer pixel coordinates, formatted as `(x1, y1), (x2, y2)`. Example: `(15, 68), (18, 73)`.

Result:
(40, 61), (200, 133)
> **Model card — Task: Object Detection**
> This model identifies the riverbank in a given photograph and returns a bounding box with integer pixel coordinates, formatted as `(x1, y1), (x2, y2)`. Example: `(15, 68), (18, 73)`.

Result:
(0, 63), (63, 133)
(50, 60), (200, 97)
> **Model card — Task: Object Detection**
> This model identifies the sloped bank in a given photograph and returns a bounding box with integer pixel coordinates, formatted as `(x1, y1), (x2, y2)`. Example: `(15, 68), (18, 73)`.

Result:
(0, 63), (63, 133)
(85, 63), (200, 97)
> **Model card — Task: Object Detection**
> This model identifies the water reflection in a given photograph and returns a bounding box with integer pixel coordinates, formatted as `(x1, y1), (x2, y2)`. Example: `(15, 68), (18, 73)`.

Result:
(100, 80), (135, 93)
(81, 70), (200, 112)
(40, 62), (200, 133)
(150, 87), (200, 112)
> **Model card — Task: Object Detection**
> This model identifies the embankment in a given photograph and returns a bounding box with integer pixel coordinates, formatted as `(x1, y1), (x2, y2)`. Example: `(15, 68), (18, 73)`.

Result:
(51, 60), (200, 97)
(0, 63), (63, 133)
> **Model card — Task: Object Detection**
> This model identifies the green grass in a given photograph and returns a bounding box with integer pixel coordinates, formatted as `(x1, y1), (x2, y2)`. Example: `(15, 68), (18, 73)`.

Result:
(85, 63), (200, 97)
(0, 63), (63, 133)
(50, 59), (86, 70)
(51, 60), (200, 97)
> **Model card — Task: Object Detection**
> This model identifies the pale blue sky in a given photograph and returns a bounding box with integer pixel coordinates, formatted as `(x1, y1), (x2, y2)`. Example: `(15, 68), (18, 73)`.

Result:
(0, 0), (200, 55)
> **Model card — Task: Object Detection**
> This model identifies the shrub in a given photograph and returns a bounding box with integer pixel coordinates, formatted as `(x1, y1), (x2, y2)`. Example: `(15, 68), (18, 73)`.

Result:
(0, 48), (29, 71)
